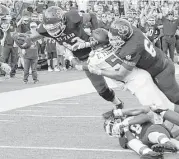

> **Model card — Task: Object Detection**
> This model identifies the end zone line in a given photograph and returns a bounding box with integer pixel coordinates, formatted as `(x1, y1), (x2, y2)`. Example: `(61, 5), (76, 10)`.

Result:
(0, 114), (102, 118)
(0, 145), (133, 153)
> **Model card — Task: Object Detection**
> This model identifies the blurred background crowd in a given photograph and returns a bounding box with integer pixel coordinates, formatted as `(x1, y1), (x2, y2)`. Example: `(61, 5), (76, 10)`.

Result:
(0, 0), (179, 83)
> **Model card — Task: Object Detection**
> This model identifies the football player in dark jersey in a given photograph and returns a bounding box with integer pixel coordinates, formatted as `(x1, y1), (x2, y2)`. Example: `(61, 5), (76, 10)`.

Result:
(106, 19), (179, 106)
(104, 108), (179, 158)
(12, 6), (123, 109)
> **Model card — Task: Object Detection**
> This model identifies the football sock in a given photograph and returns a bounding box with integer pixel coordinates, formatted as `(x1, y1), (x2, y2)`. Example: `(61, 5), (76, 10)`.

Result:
(128, 139), (152, 155)
(148, 132), (169, 144)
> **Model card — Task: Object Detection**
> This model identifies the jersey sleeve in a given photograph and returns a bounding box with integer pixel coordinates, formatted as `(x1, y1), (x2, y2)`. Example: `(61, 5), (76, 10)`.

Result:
(116, 43), (142, 71)
(36, 24), (51, 38)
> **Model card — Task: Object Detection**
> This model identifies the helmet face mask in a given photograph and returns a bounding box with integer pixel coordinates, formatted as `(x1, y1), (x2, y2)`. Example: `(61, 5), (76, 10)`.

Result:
(43, 21), (66, 37)
(108, 31), (125, 49)
(104, 118), (123, 138)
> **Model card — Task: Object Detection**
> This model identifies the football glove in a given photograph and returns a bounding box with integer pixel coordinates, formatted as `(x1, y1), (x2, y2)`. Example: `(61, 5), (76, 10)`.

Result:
(13, 33), (32, 49)
(0, 63), (11, 75)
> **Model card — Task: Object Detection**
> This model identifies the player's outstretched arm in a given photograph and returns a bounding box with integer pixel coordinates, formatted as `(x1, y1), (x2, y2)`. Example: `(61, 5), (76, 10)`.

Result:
(123, 114), (151, 126)
(88, 65), (132, 82)
(13, 31), (43, 49)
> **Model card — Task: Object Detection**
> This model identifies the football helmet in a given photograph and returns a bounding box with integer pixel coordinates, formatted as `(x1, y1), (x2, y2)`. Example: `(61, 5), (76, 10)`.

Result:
(109, 18), (133, 48)
(43, 6), (66, 37)
(0, 4), (11, 31)
(104, 118), (124, 138)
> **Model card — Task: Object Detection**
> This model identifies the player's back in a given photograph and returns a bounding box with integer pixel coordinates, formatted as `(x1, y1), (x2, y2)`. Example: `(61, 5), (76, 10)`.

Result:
(119, 27), (167, 77)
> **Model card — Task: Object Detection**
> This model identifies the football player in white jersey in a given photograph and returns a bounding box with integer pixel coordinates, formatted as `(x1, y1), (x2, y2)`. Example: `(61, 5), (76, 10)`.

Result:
(72, 28), (179, 127)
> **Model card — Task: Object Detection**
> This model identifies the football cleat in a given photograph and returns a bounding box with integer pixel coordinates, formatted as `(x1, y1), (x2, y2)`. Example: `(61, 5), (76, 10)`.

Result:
(151, 142), (178, 153)
(140, 151), (163, 159)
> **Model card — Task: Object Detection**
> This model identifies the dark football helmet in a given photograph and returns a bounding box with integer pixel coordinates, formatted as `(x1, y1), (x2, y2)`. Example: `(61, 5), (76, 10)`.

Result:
(0, 4), (11, 31)
(109, 18), (133, 48)
(43, 6), (66, 37)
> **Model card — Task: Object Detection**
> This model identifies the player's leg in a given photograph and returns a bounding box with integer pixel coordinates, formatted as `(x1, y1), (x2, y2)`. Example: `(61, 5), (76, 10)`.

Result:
(154, 58), (179, 105)
(85, 70), (123, 109)
(47, 52), (53, 71)
(143, 125), (177, 152)
(125, 68), (179, 126)
(125, 130), (162, 158)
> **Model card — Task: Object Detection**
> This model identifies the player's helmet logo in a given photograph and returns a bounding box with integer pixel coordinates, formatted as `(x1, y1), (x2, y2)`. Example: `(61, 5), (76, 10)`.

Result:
(0, 5), (11, 31)
(109, 19), (133, 48)
(43, 6), (66, 37)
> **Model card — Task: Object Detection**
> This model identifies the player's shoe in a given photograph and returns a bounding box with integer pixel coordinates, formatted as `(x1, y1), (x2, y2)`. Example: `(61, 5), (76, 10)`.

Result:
(151, 141), (178, 153)
(48, 67), (53, 72)
(34, 80), (39, 84)
(140, 151), (163, 159)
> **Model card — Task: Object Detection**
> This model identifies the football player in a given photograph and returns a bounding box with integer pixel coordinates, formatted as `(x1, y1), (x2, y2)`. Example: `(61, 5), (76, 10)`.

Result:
(103, 110), (179, 159)
(82, 28), (179, 127)
(12, 6), (123, 109)
(67, 19), (179, 107)
(107, 19), (179, 106)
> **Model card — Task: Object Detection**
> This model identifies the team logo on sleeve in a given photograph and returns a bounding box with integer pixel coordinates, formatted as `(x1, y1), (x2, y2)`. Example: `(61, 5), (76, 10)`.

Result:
(125, 55), (131, 60)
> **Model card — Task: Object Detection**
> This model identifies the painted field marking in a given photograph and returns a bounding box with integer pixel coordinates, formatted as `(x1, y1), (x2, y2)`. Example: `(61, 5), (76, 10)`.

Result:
(0, 145), (132, 152)
(0, 145), (177, 154)
(0, 78), (117, 112)
(0, 114), (102, 118)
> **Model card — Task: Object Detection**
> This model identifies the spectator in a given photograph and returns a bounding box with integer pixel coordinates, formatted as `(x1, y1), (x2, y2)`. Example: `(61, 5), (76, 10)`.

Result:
(45, 38), (60, 72)
(23, 22), (39, 84)
(17, 16), (30, 33)
(98, 13), (111, 30)
(1, 20), (18, 78)
(159, 11), (179, 61)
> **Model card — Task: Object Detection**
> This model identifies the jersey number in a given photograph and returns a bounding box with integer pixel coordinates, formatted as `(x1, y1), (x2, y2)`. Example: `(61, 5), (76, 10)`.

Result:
(144, 39), (156, 57)
(105, 54), (122, 67)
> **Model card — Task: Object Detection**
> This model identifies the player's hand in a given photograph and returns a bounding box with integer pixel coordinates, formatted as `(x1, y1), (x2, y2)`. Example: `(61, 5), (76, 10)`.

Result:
(62, 42), (73, 51)
(71, 42), (86, 51)
(75, 65), (83, 71)
(0, 63), (11, 75)
(88, 65), (102, 75)
(13, 33), (32, 49)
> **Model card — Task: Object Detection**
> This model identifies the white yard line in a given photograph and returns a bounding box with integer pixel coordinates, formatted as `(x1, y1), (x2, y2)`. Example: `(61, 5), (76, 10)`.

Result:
(0, 114), (102, 118)
(0, 145), (132, 152)
(0, 78), (117, 112)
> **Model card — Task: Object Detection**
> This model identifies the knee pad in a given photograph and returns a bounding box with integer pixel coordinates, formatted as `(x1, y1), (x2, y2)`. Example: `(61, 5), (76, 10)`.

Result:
(99, 88), (115, 102)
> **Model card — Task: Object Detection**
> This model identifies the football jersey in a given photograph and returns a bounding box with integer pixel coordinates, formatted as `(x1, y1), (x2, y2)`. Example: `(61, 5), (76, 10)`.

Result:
(115, 27), (167, 77)
(37, 10), (91, 61)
